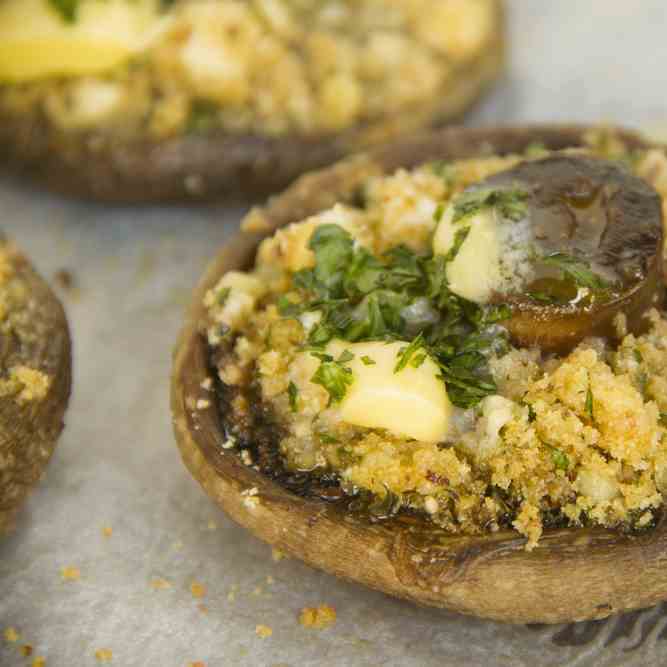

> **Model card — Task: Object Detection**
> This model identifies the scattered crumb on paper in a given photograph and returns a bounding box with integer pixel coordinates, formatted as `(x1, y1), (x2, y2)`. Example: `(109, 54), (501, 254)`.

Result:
(102, 526), (113, 538)
(21, 645), (33, 656)
(94, 648), (113, 662)
(32, 658), (46, 667)
(61, 567), (81, 582)
(271, 548), (286, 562)
(299, 605), (337, 629)
(4, 627), (19, 642)
(150, 578), (172, 590)
(255, 625), (273, 639)
(190, 581), (206, 599)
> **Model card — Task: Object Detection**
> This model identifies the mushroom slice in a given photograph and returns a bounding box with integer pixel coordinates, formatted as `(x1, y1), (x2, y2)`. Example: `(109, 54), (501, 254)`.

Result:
(459, 156), (663, 352)
(0, 238), (71, 534)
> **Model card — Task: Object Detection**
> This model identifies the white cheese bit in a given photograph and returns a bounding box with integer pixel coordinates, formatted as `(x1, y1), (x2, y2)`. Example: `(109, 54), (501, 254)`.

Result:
(298, 310), (322, 334)
(432, 197), (534, 304)
(459, 394), (516, 460)
(222, 436), (236, 450)
(325, 340), (452, 443)
(204, 270), (267, 335)
(424, 496), (439, 514)
(575, 467), (620, 504)
(240, 450), (253, 466)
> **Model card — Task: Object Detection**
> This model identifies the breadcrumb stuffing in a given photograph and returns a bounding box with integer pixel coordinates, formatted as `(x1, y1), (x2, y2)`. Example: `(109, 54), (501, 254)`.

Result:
(208, 138), (667, 548)
(299, 605), (337, 630)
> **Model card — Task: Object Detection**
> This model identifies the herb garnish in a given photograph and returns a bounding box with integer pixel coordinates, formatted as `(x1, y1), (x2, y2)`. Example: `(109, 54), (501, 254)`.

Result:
(542, 253), (610, 290)
(282, 222), (508, 408)
(361, 355), (376, 366)
(550, 448), (570, 471)
(394, 333), (426, 373)
(288, 381), (299, 413)
(48, 0), (79, 22)
(585, 385), (594, 421)
(310, 354), (353, 405)
(451, 188), (529, 224)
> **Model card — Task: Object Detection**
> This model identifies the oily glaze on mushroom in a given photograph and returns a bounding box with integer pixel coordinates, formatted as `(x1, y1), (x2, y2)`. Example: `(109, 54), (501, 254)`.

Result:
(0, 0), (504, 202)
(0, 238), (71, 534)
(172, 125), (667, 623)
(433, 155), (664, 352)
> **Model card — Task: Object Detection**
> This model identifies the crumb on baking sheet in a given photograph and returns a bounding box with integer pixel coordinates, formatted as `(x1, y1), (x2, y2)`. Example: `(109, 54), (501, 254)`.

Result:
(198, 604), (209, 614)
(94, 648), (113, 662)
(102, 526), (113, 538)
(53, 269), (76, 291)
(4, 627), (19, 642)
(21, 645), (33, 657)
(271, 548), (287, 562)
(187, 662), (206, 667)
(190, 581), (206, 599)
(32, 657), (46, 667)
(299, 605), (337, 630)
(61, 566), (81, 582)
(255, 625), (273, 639)
(150, 578), (172, 590)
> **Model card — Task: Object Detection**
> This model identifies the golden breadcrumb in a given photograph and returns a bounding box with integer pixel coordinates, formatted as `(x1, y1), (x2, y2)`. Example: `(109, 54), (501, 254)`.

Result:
(299, 605), (337, 630)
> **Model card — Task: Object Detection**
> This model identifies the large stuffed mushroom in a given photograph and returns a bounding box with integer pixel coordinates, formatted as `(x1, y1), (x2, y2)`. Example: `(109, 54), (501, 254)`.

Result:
(172, 125), (667, 623)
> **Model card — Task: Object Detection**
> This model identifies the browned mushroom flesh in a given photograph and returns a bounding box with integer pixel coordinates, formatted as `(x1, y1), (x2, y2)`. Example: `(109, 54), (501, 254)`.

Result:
(445, 156), (664, 352)
(0, 238), (71, 534)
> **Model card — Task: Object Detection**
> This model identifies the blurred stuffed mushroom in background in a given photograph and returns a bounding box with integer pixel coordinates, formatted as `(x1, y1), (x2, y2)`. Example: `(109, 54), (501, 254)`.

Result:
(0, 0), (505, 202)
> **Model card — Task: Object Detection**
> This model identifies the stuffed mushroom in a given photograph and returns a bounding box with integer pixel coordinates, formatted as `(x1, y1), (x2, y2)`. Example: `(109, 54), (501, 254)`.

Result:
(172, 125), (667, 623)
(0, 0), (504, 202)
(0, 238), (71, 534)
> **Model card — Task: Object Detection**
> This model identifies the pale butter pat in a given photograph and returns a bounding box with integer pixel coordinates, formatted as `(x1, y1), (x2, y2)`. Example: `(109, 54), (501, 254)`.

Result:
(432, 198), (534, 304)
(0, 0), (162, 82)
(326, 340), (452, 443)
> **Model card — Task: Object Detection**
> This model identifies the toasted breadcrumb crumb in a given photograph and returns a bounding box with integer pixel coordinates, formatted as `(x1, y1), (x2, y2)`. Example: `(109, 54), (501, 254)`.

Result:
(299, 605), (337, 630)
(21, 645), (33, 656)
(150, 578), (172, 590)
(32, 658), (46, 667)
(190, 581), (206, 599)
(102, 526), (113, 538)
(187, 662), (206, 667)
(94, 648), (113, 662)
(4, 627), (19, 643)
(255, 625), (273, 638)
(61, 567), (80, 582)
(271, 548), (286, 562)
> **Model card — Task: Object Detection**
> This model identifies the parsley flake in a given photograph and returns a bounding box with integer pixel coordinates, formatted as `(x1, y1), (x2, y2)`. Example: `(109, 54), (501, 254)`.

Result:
(361, 355), (376, 366)
(394, 333), (426, 373)
(451, 188), (529, 224)
(585, 385), (594, 421)
(551, 448), (570, 471)
(288, 381), (299, 413)
(48, 0), (79, 22)
(310, 355), (353, 404)
(542, 253), (610, 290)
